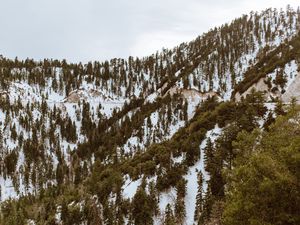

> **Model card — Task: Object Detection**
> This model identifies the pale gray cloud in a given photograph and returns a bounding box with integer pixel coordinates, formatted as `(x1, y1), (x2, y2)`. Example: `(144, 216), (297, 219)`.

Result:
(0, 0), (298, 62)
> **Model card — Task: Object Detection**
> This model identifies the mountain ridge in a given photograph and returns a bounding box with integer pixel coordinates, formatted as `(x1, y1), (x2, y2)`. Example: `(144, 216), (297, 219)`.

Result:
(0, 6), (300, 225)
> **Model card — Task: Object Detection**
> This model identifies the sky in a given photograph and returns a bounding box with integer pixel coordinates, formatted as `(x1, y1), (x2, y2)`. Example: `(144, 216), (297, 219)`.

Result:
(0, 0), (299, 63)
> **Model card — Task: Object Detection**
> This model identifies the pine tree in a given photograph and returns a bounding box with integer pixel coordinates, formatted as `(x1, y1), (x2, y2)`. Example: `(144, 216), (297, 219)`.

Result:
(132, 186), (153, 225)
(274, 99), (286, 116)
(194, 171), (204, 222)
(204, 138), (214, 172)
(263, 111), (275, 131)
(164, 204), (176, 225)
(223, 107), (300, 225)
(148, 181), (159, 216)
(175, 178), (187, 224)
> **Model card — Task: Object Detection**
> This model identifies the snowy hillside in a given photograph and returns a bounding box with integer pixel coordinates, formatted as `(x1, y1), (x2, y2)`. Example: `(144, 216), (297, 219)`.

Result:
(0, 6), (299, 225)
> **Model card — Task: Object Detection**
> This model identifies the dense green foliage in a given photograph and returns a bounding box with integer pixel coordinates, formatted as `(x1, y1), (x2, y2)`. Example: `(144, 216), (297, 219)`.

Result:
(223, 107), (300, 225)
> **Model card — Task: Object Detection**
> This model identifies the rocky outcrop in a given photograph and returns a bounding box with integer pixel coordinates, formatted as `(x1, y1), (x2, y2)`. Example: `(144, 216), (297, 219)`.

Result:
(234, 78), (270, 101)
(63, 88), (110, 103)
(164, 87), (219, 102)
(281, 71), (300, 103)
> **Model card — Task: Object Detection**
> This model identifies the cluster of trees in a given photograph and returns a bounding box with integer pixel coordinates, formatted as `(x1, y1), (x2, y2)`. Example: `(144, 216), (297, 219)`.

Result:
(0, 8), (297, 104)
(182, 7), (300, 95)
(0, 6), (299, 225)
(0, 89), (299, 225)
(0, 87), (191, 201)
(234, 33), (300, 95)
(223, 105), (300, 225)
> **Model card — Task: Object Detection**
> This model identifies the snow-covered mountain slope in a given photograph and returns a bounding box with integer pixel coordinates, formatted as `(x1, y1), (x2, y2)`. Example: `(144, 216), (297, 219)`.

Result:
(172, 7), (300, 100)
(235, 60), (299, 102)
(282, 70), (300, 102)
(0, 6), (300, 225)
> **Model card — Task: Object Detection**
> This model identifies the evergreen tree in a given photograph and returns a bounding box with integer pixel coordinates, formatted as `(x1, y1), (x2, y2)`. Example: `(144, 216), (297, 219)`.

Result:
(131, 185), (153, 225)
(194, 171), (204, 222)
(223, 107), (300, 225)
(164, 204), (176, 225)
(174, 178), (187, 223)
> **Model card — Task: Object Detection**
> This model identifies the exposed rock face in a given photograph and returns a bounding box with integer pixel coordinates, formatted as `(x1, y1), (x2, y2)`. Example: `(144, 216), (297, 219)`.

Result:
(235, 70), (300, 103)
(164, 87), (219, 102)
(180, 89), (219, 102)
(234, 78), (269, 101)
(282, 71), (300, 103)
(63, 88), (109, 103)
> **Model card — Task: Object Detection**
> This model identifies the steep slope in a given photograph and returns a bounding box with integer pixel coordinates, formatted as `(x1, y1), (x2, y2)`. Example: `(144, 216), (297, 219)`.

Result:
(0, 6), (299, 225)
(234, 35), (300, 102)
(282, 70), (300, 102)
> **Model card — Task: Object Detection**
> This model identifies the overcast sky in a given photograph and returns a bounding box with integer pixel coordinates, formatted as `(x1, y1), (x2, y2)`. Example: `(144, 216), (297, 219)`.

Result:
(0, 0), (299, 63)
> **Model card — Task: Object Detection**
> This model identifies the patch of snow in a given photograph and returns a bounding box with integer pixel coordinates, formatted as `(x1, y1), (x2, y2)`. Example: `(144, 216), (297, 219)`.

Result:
(184, 125), (222, 225)
(123, 176), (141, 200)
